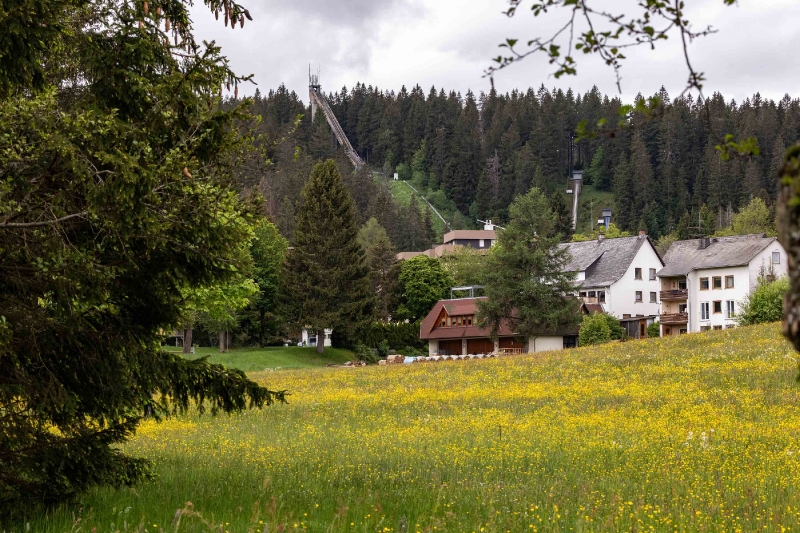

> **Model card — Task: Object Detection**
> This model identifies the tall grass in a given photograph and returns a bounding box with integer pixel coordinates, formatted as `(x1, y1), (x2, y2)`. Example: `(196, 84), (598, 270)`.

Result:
(11, 324), (800, 532)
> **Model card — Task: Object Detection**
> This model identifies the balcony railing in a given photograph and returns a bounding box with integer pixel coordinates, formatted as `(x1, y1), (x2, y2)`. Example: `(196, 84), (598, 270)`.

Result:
(660, 289), (688, 301)
(661, 312), (688, 325)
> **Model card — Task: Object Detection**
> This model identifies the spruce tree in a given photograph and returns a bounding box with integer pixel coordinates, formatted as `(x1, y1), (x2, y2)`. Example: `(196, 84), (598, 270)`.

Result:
(478, 188), (581, 338)
(0, 0), (286, 512)
(548, 191), (574, 239)
(360, 222), (399, 321)
(286, 160), (373, 354)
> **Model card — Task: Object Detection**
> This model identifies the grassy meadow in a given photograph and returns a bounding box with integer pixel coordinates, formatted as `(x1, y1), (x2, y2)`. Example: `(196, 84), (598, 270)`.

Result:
(14, 323), (800, 532)
(163, 346), (356, 372)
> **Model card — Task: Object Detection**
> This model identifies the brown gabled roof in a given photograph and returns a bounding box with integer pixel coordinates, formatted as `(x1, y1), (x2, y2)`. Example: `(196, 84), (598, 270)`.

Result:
(582, 303), (605, 315)
(443, 229), (497, 243)
(419, 297), (580, 340)
(419, 298), (515, 340)
(396, 244), (461, 261)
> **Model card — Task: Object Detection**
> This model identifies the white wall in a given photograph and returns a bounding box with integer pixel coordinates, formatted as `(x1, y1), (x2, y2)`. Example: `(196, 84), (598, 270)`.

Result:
(528, 336), (564, 352)
(606, 240), (663, 318)
(749, 242), (788, 288)
(689, 266), (748, 332)
(301, 328), (333, 347)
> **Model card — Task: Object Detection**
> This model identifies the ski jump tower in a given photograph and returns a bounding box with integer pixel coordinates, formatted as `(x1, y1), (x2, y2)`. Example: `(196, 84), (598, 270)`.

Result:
(565, 133), (582, 230)
(309, 68), (364, 170)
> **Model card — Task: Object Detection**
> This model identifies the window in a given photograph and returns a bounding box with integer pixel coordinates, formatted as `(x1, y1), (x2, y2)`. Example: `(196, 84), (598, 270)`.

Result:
(479, 239), (485, 248)
(579, 291), (587, 297)
(712, 276), (722, 289)
(678, 280), (687, 290)
(700, 326), (711, 332)
(700, 278), (709, 290)
(713, 301), (722, 314)
(650, 292), (657, 303)
(725, 275), (734, 289)
(635, 268), (642, 280)
(563, 336), (578, 349)
(773, 251), (781, 264)
(713, 325), (723, 331)
(598, 291), (606, 304)
(588, 290), (596, 298)
(700, 302), (710, 320)
(635, 291), (643, 302)
(726, 301), (735, 318)
(679, 304), (687, 313)
(679, 328), (688, 335)
(649, 268), (657, 280)
(466, 316), (473, 326)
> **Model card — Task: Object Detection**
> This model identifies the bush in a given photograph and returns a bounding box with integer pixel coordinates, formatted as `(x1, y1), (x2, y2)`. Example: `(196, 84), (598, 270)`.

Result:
(738, 277), (789, 326)
(377, 339), (390, 358)
(647, 321), (661, 338)
(603, 313), (627, 340)
(365, 321), (425, 351)
(355, 343), (380, 364)
(579, 314), (612, 346)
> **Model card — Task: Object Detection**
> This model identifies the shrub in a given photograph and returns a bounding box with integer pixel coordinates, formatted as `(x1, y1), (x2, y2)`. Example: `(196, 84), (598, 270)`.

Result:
(355, 343), (380, 364)
(579, 314), (612, 346)
(647, 321), (661, 338)
(377, 339), (390, 358)
(603, 313), (627, 340)
(738, 277), (789, 326)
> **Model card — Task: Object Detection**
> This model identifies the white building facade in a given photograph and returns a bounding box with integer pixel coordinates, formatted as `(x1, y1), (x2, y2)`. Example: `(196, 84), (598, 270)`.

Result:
(562, 233), (664, 336)
(300, 328), (332, 347)
(657, 235), (787, 336)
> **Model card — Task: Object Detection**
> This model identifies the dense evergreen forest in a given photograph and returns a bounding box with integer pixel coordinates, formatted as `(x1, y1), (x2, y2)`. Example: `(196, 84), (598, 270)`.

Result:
(232, 83), (800, 247)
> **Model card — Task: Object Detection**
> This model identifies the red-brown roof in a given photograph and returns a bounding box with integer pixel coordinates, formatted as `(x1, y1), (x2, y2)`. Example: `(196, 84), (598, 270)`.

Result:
(582, 303), (604, 315)
(419, 298), (516, 340)
(419, 297), (582, 340)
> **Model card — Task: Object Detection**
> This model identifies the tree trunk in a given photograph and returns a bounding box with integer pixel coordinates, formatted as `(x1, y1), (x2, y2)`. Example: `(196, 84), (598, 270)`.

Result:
(182, 326), (193, 355)
(218, 330), (225, 353)
(259, 308), (264, 348)
(316, 328), (324, 354)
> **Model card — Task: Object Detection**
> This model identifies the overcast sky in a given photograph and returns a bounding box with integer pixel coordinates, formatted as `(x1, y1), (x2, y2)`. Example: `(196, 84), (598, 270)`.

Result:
(190, 0), (800, 105)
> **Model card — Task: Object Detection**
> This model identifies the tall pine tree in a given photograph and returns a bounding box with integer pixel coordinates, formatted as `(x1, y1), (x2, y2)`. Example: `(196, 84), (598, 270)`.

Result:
(286, 161), (373, 353)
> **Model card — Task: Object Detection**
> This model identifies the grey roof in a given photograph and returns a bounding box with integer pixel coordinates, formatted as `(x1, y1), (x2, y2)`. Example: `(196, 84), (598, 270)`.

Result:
(657, 234), (775, 277)
(560, 235), (660, 288)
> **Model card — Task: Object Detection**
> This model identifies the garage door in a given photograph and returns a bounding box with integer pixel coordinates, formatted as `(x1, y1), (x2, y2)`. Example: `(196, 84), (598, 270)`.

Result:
(438, 339), (462, 356)
(466, 338), (494, 355)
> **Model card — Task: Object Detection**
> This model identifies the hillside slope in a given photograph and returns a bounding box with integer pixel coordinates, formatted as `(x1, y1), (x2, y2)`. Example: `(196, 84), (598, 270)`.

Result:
(24, 324), (800, 532)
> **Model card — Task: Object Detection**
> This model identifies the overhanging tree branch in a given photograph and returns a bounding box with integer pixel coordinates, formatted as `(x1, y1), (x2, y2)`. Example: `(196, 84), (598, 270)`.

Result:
(0, 211), (89, 229)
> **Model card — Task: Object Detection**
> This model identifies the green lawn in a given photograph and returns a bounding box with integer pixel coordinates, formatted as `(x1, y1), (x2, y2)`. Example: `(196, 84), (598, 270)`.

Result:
(19, 323), (800, 532)
(164, 345), (355, 372)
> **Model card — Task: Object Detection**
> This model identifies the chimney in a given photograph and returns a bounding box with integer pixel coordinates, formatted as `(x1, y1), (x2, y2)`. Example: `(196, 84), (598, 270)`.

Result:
(698, 237), (710, 250)
(597, 234), (605, 243)
(638, 230), (646, 237)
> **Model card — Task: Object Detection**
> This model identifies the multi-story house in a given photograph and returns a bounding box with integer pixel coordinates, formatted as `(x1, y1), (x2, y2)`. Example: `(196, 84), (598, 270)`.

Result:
(561, 232), (664, 337)
(419, 296), (581, 356)
(657, 234), (787, 336)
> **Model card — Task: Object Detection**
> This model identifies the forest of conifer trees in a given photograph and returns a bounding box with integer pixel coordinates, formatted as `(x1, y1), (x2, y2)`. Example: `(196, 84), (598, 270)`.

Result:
(233, 82), (799, 248)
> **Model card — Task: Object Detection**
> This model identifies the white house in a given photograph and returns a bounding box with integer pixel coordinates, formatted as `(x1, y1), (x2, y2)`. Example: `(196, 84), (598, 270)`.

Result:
(561, 232), (664, 338)
(300, 327), (332, 347)
(657, 234), (787, 335)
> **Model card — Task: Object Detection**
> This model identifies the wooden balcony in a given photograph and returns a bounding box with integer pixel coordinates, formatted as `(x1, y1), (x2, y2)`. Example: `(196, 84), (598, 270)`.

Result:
(660, 289), (688, 301)
(661, 312), (688, 325)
